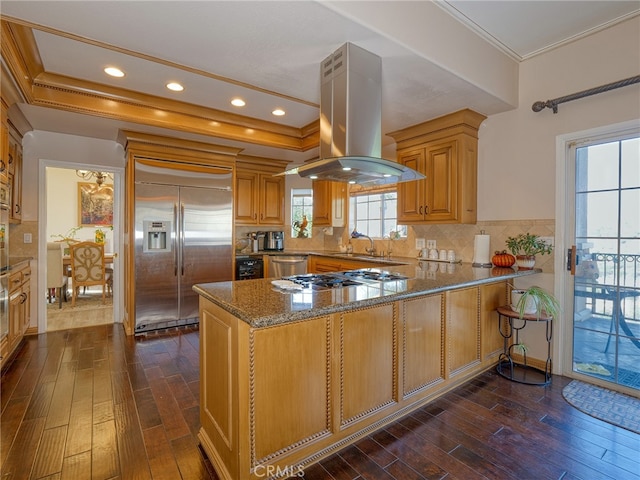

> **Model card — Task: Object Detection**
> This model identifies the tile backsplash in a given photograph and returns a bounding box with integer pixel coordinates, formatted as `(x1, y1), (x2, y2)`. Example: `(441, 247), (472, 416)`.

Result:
(235, 219), (556, 273)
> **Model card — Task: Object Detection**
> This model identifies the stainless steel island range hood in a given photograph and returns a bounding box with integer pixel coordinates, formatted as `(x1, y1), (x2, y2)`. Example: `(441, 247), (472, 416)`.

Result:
(281, 43), (424, 186)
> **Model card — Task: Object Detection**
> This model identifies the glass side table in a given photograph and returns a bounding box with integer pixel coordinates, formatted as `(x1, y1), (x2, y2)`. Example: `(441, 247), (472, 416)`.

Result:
(496, 305), (553, 386)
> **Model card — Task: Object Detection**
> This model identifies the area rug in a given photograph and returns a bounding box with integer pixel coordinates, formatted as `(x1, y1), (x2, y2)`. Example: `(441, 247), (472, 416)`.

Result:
(46, 290), (112, 312)
(562, 380), (640, 434)
(575, 363), (640, 389)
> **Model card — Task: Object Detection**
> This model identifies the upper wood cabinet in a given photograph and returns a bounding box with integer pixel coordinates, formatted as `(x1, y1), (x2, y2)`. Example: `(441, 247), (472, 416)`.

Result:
(0, 99), (9, 186)
(7, 127), (23, 223)
(389, 109), (486, 225)
(312, 180), (347, 227)
(235, 156), (288, 226)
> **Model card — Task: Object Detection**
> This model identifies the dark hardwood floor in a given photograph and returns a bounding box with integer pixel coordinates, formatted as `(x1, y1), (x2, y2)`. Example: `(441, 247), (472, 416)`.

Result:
(1, 324), (638, 480)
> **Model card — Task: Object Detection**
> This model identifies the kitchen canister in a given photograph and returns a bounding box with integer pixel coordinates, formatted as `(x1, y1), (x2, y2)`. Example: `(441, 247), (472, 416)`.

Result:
(472, 230), (492, 267)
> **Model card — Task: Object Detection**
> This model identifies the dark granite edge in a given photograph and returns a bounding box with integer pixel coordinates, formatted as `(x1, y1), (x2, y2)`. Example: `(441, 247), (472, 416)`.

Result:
(195, 268), (541, 328)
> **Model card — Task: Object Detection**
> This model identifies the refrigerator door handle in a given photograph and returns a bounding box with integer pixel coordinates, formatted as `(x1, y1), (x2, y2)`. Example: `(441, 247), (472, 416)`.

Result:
(173, 203), (178, 276)
(181, 202), (185, 276)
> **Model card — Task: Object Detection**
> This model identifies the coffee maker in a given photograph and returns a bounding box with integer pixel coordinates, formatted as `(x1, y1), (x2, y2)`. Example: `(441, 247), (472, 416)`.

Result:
(263, 231), (284, 251)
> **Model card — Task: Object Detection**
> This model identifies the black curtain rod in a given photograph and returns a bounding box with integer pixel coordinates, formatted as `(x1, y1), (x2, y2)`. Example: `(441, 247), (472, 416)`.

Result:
(532, 75), (640, 114)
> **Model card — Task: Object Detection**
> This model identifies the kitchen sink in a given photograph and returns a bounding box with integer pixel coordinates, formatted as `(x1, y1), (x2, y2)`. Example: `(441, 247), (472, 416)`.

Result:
(332, 253), (381, 259)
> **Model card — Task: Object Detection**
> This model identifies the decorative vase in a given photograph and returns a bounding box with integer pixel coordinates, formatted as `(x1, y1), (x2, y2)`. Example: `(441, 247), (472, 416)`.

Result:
(95, 229), (105, 244)
(515, 255), (536, 270)
(511, 289), (537, 315)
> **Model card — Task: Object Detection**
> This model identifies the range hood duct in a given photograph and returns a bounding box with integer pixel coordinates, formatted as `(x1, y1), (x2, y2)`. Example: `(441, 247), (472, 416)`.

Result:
(281, 43), (424, 186)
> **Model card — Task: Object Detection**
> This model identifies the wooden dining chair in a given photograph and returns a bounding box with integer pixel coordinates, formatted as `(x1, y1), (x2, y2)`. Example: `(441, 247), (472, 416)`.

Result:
(46, 242), (68, 309)
(68, 241), (108, 307)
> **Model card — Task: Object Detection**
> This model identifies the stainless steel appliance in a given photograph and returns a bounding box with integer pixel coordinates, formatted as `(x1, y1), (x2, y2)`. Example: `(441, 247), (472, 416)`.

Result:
(285, 269), (408, 290)
(134, 162), (233, 333)
(268, 255), (307, 278)
(278, 43), (424, 186)
(263, 231), (284, 251)
(236, 257), (263, 280)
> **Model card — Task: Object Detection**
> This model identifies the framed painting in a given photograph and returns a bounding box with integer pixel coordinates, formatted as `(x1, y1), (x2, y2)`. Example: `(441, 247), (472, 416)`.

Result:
(78, 182), (114, 226)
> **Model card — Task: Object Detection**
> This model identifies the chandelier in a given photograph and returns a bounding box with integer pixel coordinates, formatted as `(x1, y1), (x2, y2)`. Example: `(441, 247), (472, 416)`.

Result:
(76, 170), (113, 186)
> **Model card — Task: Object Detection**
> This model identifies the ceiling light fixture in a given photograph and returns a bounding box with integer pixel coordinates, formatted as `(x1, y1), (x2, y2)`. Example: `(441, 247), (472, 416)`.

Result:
(104, 67), (124, 77)
(76, 170), (113, 186)
(166, 82), (184, 92)
(272, 109), (285, 116)
(231, 98), (246, 107)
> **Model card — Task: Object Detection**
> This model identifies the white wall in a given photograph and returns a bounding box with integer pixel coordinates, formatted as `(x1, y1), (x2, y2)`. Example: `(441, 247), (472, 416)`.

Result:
(46, 167), (114, 248)
(23, 130), (125, 221)
(477, 15), (640, 221)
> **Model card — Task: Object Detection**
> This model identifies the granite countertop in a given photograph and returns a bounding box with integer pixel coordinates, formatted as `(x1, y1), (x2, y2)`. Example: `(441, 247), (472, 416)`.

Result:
(8, 256), (32, 270)
(194, 259), (541, 328)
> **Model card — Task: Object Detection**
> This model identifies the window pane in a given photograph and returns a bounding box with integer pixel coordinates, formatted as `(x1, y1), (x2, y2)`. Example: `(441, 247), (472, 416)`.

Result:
(291, 189), (312, 238)
(349, 191), (402, 238)
(576, 143), (619, 192)
(620, 189), (640, 238)
(621, 138), (640, 189)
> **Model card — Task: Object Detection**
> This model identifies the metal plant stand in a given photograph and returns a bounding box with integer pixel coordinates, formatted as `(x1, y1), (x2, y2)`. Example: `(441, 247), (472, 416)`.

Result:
(496, 305), (553, 386)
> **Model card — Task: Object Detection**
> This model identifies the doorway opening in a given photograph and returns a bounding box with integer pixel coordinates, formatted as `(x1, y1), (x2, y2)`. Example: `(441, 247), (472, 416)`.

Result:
(40, 163), (123, 332)
(560, 124), (640, 393)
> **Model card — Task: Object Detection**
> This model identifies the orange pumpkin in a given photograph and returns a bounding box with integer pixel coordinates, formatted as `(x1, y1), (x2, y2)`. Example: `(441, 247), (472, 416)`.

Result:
(492, 250), (516, 267)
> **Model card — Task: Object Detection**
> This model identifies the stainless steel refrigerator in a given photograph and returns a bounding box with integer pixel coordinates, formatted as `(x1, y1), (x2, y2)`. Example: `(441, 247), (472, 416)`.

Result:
(134, 162), (233, 333)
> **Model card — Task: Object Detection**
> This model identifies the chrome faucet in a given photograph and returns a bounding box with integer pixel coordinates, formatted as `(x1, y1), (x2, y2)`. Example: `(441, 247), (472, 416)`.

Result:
(351, 230), (376, 256)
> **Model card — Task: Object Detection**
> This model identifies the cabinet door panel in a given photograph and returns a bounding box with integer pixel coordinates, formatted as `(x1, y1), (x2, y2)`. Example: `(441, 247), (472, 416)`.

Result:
(427, 142), (456, 219)
(235, 172), (258, 224)
(259, 175), (284, 225)
(312, 180), (332, 226)
(253, 317), (330, 460)
(397, 150), (425, 223)
(340, 305), (396, 425)
(403, 294), (444, 395)
(480, 282), (507, 365)
(446, 287), (480, 377)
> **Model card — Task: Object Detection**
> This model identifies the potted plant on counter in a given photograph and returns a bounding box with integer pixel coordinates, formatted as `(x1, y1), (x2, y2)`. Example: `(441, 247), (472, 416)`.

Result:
(505, 233), (552, 270)
(511, 285), (561, 320)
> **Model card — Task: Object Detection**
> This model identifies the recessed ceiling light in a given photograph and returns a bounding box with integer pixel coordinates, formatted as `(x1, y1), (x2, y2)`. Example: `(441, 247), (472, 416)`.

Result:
(166, 82), (184, 92)
(272, 109), (285, 116)
(383, 174), (392, 178)
(309, 175), (318, 180)
(231, 98), (246, 107)
(104, 67), (125, 78)
(348, 180), (357, 184)
(342, 167), (352, 171)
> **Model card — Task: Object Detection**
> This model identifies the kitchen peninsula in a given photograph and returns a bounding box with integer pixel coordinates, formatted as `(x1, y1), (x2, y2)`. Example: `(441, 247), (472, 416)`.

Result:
(194, 260), (540, 480)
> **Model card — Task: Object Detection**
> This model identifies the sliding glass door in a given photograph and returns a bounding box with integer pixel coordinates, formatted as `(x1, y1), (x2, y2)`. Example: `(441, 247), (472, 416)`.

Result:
(571, 135), (640, 391)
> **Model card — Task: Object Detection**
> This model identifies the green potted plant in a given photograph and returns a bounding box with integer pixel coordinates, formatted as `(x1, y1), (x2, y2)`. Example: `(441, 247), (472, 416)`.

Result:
(511, 285), (561, 319)
(505, 233), (552, 269)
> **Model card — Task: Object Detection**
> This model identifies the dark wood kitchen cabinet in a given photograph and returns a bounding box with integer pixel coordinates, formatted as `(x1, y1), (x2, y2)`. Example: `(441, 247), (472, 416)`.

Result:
(389, 109), (486, 225)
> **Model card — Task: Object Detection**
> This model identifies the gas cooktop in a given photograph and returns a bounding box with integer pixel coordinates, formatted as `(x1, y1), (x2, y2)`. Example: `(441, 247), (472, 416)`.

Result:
(285, 270), (408, 290)
(341, 269), (408, 282)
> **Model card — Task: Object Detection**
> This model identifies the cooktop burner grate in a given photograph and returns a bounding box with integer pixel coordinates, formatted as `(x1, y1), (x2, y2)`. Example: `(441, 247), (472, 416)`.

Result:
(284, 270), (408, 290)
(285, 274), (364, 289)
(340, 270), (408, 281)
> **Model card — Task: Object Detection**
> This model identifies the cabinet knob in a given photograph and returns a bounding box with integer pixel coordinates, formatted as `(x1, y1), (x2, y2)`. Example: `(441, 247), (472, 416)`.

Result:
(419, 206), (423, 215)
(425, 205), (429, 215)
